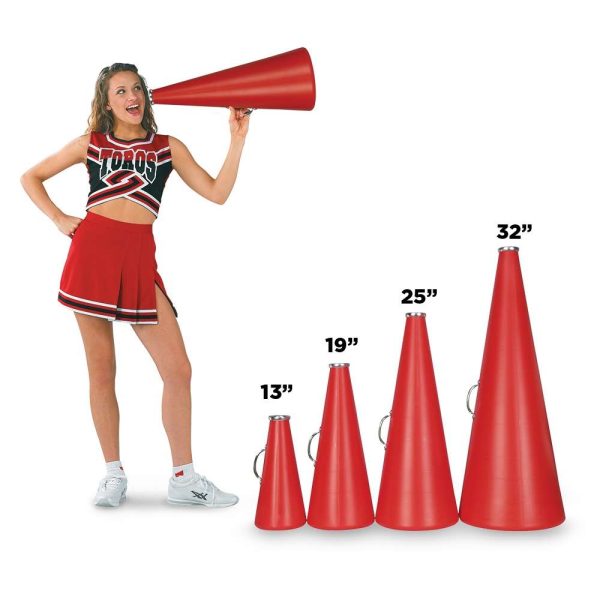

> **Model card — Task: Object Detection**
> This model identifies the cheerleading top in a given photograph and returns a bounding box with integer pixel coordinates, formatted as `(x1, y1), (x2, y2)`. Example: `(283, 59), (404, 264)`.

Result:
(86, 131), (173, 218)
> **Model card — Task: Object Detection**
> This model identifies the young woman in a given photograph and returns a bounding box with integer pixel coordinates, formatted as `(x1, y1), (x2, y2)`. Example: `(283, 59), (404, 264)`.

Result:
(21, 63), (249, 507)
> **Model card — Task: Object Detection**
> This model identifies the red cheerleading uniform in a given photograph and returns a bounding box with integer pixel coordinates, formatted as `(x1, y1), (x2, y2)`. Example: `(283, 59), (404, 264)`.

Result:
(58, 130), (177, 324)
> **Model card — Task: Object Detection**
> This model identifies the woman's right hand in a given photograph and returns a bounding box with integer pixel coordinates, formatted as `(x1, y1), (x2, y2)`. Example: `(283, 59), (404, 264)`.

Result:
(54, 213), (83, 238)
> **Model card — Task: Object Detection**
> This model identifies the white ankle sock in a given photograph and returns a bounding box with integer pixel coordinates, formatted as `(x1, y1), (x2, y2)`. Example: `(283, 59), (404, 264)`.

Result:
(173, 463), (194, 482)
(106, 460), (126, 478)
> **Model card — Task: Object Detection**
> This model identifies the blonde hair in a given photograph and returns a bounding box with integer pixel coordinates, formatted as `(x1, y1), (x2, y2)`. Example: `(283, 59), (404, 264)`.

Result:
(86, 63), (157, 134)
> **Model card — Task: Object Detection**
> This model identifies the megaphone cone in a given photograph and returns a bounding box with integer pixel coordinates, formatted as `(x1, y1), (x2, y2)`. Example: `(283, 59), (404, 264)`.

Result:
(254, 416), (306, 530)
(459, 247), (565, 530)
(151, 48), (316, 110)
(307, 364), (374, 530)
(376, 313), (458, 530)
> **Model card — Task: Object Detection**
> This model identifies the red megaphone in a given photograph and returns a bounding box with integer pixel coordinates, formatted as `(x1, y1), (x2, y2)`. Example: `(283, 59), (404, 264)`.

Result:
(254, 415), (306, 530)
(307, 363), (374, 530)
(150, 48), (316, 110)
(376, 313), (458, 530)
(460, 247), (565, 530)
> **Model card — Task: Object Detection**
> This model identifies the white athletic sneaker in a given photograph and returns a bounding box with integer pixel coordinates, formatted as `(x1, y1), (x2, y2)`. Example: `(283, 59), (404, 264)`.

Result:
(168, 473), (238, 507)
(94, 476), (127, 507)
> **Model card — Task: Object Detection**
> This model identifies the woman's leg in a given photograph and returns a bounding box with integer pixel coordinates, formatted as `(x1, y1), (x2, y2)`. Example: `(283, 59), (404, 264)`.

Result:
(131, 285), (192, 466)
(74, 313), (119, 462)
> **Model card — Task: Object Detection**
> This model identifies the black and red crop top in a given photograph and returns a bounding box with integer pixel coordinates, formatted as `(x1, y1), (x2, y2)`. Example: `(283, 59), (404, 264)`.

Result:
(86, 131), (173, 218)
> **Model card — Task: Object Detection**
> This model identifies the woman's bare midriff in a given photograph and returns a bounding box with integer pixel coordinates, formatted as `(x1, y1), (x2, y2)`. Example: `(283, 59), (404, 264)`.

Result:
(88, 198), (156, 225)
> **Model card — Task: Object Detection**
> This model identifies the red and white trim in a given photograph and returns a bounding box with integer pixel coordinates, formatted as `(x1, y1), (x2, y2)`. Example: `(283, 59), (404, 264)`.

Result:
(58, 289), (158, 325)
(86, 194), (159, 217)
(106, 132), (156, 148)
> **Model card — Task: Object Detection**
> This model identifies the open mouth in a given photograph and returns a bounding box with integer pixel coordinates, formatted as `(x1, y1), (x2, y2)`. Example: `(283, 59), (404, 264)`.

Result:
(126, 104), (141, 116)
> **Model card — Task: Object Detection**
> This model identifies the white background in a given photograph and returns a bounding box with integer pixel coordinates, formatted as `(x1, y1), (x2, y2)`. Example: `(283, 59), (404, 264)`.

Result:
(2, 1), (598, 598)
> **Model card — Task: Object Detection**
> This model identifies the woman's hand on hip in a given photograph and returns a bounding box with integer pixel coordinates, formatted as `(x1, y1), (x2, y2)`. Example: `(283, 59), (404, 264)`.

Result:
(228, 106), (250, 140)
(54, 213), (83, 238)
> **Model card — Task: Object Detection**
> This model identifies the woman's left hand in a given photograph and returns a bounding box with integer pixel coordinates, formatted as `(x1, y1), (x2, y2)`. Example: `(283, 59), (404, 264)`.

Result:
(229, 106), (250, 140)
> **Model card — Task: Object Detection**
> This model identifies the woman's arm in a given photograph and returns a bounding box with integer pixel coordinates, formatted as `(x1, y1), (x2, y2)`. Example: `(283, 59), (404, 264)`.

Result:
(169, 107), (249, 205)
(21, 134), (90, 236)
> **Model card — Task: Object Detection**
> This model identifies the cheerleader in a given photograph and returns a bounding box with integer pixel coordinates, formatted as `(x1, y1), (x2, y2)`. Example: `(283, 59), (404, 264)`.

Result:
(21, 63), (248, 507)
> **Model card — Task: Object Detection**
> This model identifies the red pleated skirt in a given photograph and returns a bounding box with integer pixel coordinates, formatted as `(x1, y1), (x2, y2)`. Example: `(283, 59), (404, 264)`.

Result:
(58, 211), (177, 324)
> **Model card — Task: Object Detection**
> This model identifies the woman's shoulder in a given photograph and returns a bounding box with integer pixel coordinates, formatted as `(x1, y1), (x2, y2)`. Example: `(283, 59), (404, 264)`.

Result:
(42, 133), (90, 168)
(76, 132), (92, 144)
(70, 133), (91, 162)
(165, 134), (188, 150)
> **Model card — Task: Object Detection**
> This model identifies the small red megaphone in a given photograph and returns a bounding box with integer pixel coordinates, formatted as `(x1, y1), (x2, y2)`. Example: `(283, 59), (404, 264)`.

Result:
(253, 415), (306, 530)
(150, 48), (316, 111)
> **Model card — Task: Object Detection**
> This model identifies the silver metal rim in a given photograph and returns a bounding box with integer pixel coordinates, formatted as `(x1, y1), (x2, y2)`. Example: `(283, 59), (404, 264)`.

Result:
(406, 312), (426, 317)
(149, 89), (154, 105)
(269, 415), (290, 421)
(498, 246), (519, 252)
(329, 363), (349, 368)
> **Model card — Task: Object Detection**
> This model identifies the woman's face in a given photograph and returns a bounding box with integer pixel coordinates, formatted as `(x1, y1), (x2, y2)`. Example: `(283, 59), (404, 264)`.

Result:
(106, 70), (145, 127)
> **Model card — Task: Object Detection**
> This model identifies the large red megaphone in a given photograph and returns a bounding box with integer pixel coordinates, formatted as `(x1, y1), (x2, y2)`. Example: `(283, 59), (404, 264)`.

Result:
(150, 48), (316, 110)
(460, 247), (565, 530)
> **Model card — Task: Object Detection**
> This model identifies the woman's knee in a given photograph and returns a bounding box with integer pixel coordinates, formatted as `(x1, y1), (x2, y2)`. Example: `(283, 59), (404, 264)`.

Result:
(87, 355), (117, 389)
(162, 359), (192, 386)
(76, 313), (116, 389)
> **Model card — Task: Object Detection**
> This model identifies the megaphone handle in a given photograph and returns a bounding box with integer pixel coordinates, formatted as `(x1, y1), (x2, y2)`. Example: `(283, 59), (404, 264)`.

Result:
(378, 413), (391, 448)
(253, 448), (266, 482)
(466, 381), (480, 418)
(243, 108), (254, 116)
(307, 429), (321, 465)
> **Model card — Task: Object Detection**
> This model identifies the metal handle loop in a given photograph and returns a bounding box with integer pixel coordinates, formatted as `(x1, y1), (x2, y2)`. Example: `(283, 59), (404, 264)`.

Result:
(253, 448), (266, 482)
(308, 429), (320, 465)
(466, 381), (479, 418)
(378, 413), (391, 448)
